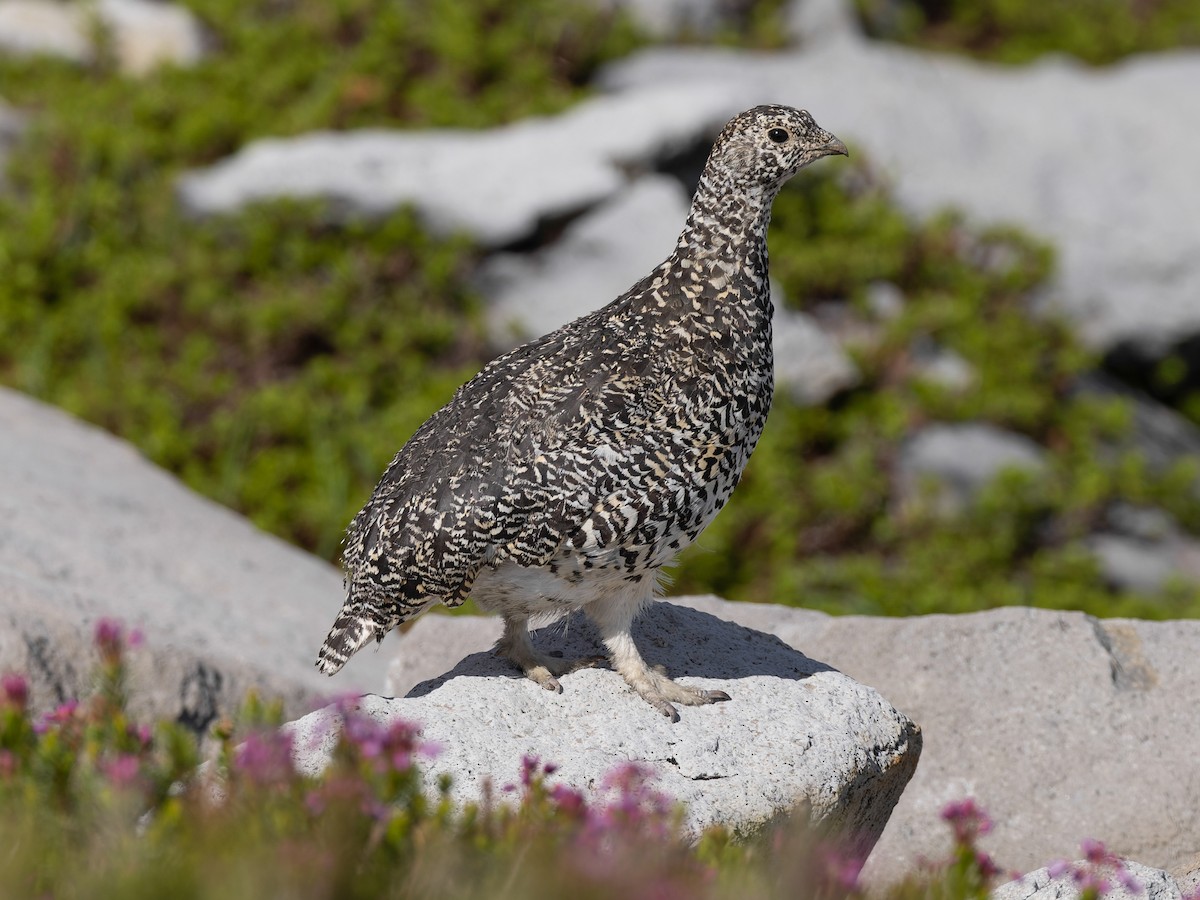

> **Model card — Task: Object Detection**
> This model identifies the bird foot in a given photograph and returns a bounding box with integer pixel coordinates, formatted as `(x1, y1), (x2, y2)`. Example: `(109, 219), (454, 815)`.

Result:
(627, 670), (730, 723)
(500, 648), (605, 694)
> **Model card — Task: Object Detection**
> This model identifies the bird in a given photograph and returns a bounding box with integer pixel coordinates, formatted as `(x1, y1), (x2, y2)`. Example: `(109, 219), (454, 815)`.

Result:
(317, 104), (848, 721)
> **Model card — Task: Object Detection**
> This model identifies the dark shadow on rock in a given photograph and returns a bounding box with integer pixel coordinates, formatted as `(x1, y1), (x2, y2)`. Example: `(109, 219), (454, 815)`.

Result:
(406, 601), (835, 699)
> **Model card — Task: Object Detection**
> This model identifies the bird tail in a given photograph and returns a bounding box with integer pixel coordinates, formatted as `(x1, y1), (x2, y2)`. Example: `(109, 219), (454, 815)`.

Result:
(316, 608), (378, 675)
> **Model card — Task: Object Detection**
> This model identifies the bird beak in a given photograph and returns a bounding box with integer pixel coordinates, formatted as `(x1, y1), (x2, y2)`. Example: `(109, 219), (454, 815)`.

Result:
(821, 135), (849, 158)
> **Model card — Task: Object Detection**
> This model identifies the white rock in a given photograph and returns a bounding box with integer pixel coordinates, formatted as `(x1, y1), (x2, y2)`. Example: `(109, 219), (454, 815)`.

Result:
(177, 83), (753, 248)
(0, 0), (90, 60)
(588, 0), (729, 40)
(895, 422), (1047, 511)
(994, 859), (1186, 900)
(0, 0), (204, 73)
(385, 597), (1200, 888)
(912, 343), (977, 391)
(1086, 503), (1200, 594)
(786, 0), (863, 45)
(292, 599), (920, 852)
(95, 0), (205, 75)
(0, 387), (388, 729)
(599, 37), (1200, 352)
(773, 307), (860, 404)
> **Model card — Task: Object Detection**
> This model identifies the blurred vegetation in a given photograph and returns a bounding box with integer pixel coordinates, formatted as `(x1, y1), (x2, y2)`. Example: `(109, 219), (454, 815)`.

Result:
(0, 0), (638, 558)
(854, 0), (1200, 64)
(0, 628), (1118, 899)
(0, 0), (1197, 620)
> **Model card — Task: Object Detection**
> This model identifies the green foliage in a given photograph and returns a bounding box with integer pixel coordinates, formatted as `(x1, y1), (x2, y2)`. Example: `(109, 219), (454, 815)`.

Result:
(671, 155), (1200, 618)
(1, 0), (1196, 621)
(854, 0), (1200, 64)
(0, 0), (637, 559)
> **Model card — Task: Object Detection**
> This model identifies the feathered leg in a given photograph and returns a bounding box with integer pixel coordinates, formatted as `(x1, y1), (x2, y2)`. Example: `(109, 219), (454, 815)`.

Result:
(495, 614), (603, 692)
(586, 585), (730, 722)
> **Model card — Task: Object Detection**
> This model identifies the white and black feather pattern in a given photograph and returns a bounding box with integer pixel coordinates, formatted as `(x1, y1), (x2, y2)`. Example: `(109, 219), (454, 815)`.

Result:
(317, 105), (848, 675)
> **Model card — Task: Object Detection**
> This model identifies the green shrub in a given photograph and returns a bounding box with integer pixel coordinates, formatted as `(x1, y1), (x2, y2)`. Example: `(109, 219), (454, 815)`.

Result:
(0, 0), (637, 559)
(854, 0), (1200, 64)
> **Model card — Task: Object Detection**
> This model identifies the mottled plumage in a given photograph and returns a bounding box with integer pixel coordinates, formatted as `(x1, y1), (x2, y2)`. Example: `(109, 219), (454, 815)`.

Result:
(318, 105), (847, 720)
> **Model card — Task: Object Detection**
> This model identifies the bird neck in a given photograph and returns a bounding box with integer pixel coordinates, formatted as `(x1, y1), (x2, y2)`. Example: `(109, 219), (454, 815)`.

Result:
(672, 172), (777, 300)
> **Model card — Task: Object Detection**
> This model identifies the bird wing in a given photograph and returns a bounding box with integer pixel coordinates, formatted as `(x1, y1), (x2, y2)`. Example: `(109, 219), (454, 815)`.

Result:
(344, 284), (736, 608)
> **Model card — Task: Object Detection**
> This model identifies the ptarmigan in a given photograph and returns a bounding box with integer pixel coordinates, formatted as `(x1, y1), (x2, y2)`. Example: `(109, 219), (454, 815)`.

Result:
(317, 105), (847, 720)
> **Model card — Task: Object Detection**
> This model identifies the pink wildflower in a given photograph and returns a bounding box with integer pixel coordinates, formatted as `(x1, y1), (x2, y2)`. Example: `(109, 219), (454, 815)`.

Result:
(234, 730), (295, 785)
(103, 754), (142, 788)
(0, 749), (16, 779)
(1, 673), (28, 710)
(35, 700), (79, 735)
(940, 797), (993, 845)
(550, 783), (587, 817)
(819, 844), (865, 892)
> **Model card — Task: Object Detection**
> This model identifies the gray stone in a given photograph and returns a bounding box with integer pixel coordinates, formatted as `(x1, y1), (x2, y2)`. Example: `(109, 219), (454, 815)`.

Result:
(773, 307), (860, 404)
(785, 0), (863, 45)
(385, 597), (1200, 886)
(177, 84), (751, 247)
(912, 342), (977, 392)
(0, 387), (389, 730)
(895, 422), (1047, 512)
(0, 0), (90, 61)
(599, 28), (1200, 353)
(865, 280), (905, 321)
(0, 0), (204, 74)
(478, 174), (858, 405)
(587, 0), (729, 40)
(1086, 504), (1200, 594)
(95, 0), (206, 75)
(293, 600), (920, 854)
(0, 96), (25, 185)
(994, 860), (1186, 900)
(1075, 373), (1200, 474)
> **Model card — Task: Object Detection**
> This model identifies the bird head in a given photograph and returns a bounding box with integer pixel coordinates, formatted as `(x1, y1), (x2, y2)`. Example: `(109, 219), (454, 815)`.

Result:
(711, 104), (848, 191)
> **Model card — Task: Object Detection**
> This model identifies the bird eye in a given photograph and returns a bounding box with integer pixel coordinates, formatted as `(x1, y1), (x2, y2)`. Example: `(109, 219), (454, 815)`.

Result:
(768, 128), (789, 144)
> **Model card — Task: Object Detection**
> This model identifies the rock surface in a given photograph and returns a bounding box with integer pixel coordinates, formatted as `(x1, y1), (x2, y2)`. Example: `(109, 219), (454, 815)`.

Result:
(1087, 504), (1200, 594)
(0, 0), (205, 74)
(895, 422), (1047, 512)
(0, 387), (388, 730)
(994, 859), (1187, 900)
(384, 596), (1200, 887)
(177, 84), (747, 247)
(290, 600), (921, 854)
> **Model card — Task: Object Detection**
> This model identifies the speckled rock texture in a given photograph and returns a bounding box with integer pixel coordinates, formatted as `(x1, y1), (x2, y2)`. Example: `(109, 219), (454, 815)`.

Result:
(993, 860), (1188, 900)
(0, 387), (388, 730)
(290, 600), (921, 854)
(384, 596), (1200, 887)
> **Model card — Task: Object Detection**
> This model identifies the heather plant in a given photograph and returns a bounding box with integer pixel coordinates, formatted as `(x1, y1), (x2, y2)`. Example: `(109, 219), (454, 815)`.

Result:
(3, 621), (1179, 899)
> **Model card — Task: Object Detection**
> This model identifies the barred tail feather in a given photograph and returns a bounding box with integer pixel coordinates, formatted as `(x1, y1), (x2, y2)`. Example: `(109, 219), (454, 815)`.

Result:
(316, 610), (378, 675)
